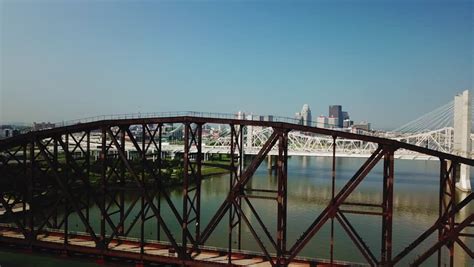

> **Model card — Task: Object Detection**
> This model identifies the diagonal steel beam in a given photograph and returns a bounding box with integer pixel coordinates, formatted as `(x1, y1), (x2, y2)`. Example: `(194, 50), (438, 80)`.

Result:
(0, 193), (29, 238)
(36, 139), (101, 246)
(391, 192), (473, 265)
(454, 237), (474, 258)
(287, 146), (385, 262)
(199, 129), (280, 245)
(56, 137), (118, 233)
(336, 210), (378, 266)
(411, 214), (474, 266)
(232, 198), (275, 266)
(107, 128), (190, 261)
(242, 194), (279, 253)
(123, 128), (196, 245)
(105, 193), (141, 245)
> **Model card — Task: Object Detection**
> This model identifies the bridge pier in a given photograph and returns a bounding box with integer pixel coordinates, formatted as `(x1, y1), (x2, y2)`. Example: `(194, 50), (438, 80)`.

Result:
(454, 90), (471, 192)
(267, 155), (272, 172)
(267, 155), (277, 174)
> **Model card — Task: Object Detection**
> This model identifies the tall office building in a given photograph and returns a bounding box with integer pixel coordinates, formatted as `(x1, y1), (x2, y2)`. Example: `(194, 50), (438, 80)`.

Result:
(295, 105), (312, 126)
(328, 117), (338, 128)
(329, 105), (343, 127)
(342, 111), (350, 120)
(300, 104), (312, 126)
(316, 116), (328, 128)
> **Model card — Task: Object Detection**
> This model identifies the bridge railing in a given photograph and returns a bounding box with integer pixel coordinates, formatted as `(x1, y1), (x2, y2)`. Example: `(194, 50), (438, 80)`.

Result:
(30, 111), (360, 134)
(51, 111), (302, 127)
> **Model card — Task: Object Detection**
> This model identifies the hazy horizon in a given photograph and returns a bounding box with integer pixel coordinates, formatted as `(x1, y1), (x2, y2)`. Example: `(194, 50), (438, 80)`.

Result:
(1, 0), (472, 129)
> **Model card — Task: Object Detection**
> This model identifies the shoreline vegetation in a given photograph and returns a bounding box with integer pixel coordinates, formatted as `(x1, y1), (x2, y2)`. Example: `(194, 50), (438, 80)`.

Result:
(0, 154), (232, 193)
(87, 154), (232, 188)
(0, 154), (232, 219)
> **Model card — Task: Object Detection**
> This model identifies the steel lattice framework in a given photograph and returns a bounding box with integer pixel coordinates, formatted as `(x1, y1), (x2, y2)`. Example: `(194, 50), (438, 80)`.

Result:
(0, 116), (473, 267)
(209, 126), (464, 158)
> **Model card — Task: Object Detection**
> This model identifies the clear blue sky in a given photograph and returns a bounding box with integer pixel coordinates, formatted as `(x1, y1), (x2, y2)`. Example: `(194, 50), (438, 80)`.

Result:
(1, 0), (472, 129)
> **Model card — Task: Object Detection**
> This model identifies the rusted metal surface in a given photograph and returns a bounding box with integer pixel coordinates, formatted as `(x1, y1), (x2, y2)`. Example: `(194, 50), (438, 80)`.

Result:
(0, 116), (472, 266)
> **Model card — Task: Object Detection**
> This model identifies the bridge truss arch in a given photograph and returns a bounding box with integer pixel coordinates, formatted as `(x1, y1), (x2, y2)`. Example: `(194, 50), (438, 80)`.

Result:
(0, 116), (473, 266)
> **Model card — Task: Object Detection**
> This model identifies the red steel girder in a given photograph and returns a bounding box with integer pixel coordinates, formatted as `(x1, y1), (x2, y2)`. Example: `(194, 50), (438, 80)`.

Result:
(199, 129), (280, 245)
(411, 214), (474, 266)
(108, 127), (191, 261)
(182, 122), (203, 252)
(287, 146), (385, 262)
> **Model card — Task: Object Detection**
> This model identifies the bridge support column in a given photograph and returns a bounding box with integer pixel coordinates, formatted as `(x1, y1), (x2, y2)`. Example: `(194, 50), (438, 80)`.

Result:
(276, 130), (288, 266)
(28, 139), (35, 243)
(438, 159), (457, 267)
(330, 136), (336, 265)
(182, 122), (203, 254)
(454, 90), (471, 192)
(381, 149), (394, 265)
(267, 155), (272, 172)
(100, 127), (107, 249)
(228, 124), (244, 264)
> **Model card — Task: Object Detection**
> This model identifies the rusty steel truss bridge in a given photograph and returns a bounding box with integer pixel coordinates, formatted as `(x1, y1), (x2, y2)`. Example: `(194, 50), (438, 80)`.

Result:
(0, 115), (473, 266)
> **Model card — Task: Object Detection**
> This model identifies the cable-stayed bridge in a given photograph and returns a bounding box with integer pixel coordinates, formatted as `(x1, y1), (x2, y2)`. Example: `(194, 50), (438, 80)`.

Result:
(199, 94), (471, 167)
(208, 91), (470, 159)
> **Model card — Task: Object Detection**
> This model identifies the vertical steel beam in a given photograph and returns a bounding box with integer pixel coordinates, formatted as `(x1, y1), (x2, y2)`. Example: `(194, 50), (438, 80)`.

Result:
(195, 124), (202, 243)
(53, 137), (58, 229)
(100, 127), (107, 249)
(277, 130), (288, 266)
(141, 124), (146, 256)
(437, 159), (456, 267)
(157, 124), (162, 241)
(22, 143), (28, 228)
(228, 125), (234, 264)
(64, 134), (69, 248)
(228, 124), (244, 264)
(182, 122), (203, 254)
(228, 124), (241, 263)
(28, 137), (35, 242)
(182, 122), (190, 254)
(448, 161), (456, 267)
(237, 125), (243, 250)
(438, 159), (446, 266)
(86, 131), (90, 227)
(228, 125), (234, 265)
(119, 127), (126, 236)
(381, 149), (394, 265)
(330, 136), (336, 265)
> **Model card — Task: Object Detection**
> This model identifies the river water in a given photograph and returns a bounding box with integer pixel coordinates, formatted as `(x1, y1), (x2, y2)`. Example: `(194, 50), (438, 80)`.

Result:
(1, 156), (473, 266)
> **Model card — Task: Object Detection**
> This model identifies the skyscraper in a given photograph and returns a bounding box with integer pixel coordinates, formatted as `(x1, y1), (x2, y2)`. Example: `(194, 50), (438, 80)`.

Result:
(301, 104), (312, 126)
(295, 104), (312, 126)
(329, 105), (343, 128)
(316, 116), (328, 128)
(295, 112), (303, 125)
(342, 111), (350, 120)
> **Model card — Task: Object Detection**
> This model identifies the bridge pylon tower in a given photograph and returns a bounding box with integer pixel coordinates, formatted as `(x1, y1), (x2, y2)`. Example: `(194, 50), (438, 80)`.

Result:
(454, 90), (471, 192)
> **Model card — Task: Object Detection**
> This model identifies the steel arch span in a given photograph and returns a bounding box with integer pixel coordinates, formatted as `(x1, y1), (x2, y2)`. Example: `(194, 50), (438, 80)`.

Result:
(0, 116), (473, 267)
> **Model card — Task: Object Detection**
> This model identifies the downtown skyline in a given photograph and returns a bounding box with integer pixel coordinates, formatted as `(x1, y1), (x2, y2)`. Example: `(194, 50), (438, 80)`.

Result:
(1, 0), (472, 129)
